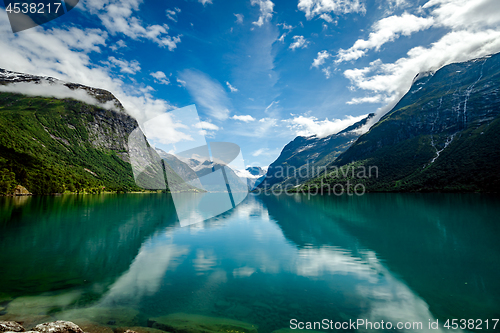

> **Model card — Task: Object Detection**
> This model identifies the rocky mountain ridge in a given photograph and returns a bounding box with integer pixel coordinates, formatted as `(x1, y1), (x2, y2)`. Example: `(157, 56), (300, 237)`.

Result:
(306, 52), (500, 192)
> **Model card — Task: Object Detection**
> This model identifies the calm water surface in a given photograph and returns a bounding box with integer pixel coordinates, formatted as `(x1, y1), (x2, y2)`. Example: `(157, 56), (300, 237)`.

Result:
(0, 193), (499, 332)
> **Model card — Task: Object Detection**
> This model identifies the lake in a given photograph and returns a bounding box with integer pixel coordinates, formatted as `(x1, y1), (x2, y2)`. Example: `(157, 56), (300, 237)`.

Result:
(0, 193), (499, 332)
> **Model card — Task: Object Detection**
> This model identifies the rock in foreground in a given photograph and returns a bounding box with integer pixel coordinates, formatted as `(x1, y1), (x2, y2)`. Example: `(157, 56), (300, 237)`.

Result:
(0, 321), (25, 332)
(34, 321), (83, 333)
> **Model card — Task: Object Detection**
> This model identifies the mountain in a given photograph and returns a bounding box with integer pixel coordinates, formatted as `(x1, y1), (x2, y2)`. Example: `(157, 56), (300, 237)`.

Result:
(233, 166), (266, 190)
(0, 68), (192, 194)
(155, 149), (204, 189)
(306, 53), (500, 192)
(155, 146), (249, 193)
(258, 114), (374, 189)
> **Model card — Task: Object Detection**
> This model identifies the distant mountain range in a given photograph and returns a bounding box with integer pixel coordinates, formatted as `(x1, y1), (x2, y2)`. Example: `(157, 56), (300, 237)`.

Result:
(258, 113), (374, 190)
(303, 52), (500, 192)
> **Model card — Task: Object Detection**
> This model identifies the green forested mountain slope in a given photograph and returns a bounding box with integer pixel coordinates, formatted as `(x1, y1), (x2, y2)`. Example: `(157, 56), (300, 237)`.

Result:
(0, 69), (194, 195)
(0, 91), (144, 194)
(307, 53), (500, 192)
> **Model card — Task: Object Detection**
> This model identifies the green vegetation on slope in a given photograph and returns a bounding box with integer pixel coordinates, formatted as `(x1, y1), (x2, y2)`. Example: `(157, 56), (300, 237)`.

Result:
(0, 92), (191, 195)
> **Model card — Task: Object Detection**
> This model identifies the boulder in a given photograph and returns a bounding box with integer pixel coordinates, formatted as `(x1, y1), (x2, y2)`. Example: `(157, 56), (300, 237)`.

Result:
(34, 321), (83, 333)
(0, 321), (24, 332)
(13, 186), (31, 196)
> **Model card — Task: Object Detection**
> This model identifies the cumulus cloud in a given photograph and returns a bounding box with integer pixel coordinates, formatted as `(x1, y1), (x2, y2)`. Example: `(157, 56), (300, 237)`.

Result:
(107, 56), (141, 74)
(199, 0), (213, 5)
(424, 0), (500, 30)
(232, 115), (256, 122)
(250, 0), (274, 27)
(289, 36), (309, 50)
(178, 70), (232, 120)
(226, 81), (238, 92)
(286, 114), (368, 138)
(83, 0), (182, 50)
(150, 71), (170, 85)
(298, 0), (366, 21)
(312, 50), (331, 68)
(193, 120), (220, 137)
(336, 13), (434, 63)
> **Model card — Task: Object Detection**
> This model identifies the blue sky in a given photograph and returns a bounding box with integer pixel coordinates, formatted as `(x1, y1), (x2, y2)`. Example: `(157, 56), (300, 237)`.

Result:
(1, 0), (500, 167)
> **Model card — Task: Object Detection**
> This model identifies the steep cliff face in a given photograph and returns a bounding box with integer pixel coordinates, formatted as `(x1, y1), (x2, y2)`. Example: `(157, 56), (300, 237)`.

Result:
(0, 69), (161, 194)
(313, 52), (500, 192)
(259, 114), (374, 189)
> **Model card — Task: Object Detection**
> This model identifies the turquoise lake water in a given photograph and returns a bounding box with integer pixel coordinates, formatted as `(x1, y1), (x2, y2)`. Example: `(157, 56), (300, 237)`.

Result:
(0, 193), (499, 332)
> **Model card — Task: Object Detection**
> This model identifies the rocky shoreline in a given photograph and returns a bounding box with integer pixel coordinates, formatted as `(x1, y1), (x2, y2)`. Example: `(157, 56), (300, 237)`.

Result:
(1, 321), (93, 333)
(0, 313), (263, 333)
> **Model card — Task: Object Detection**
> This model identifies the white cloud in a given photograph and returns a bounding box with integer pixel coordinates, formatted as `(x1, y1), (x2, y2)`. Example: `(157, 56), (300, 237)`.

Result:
(312, 50), (331, 68)
(278, 23), (293, 30)
(166, 9), (178, 22)
(226, 81), (238, 92)
(0, 81), (119, 111)
(252, 148), (269, 157)
(298, 0), (366, 21)
(251, 0), (275, 27)
(424, 0), (500, 30)
(178, 70), (232, 120)
(150, 71), (170, 85)
(322, 66), (332, 78)
(289, 36), (309, 50)
(107, 56), (141, 74)
(194, 121), (219, 131)
(199, 0), (213, 5)
(319, 13), (335, 23)
(143, 113), (193, 145)
(232, 115), (256, 122)
(286, 114), (368, 138)
(234, 13), (244, 24)
(194, 120), (220, 138)
(346, 94), (390, 105)
(83, 0), (182, 50)
(336, 13), (434, 63)
(176, 78), (186, 87)
(110, 39), (127, 51)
